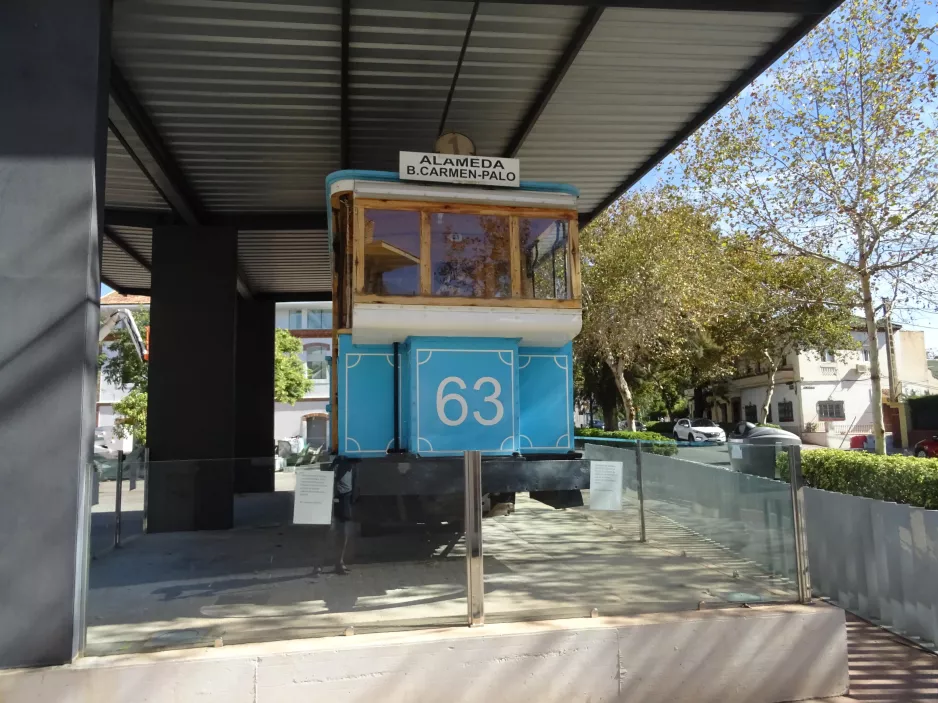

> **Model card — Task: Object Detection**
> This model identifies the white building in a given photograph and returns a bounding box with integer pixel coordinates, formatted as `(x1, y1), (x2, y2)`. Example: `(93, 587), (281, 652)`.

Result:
(98, 292), (332, 449)
(700, 324), (938, 442)
(273, 302), (332, 447)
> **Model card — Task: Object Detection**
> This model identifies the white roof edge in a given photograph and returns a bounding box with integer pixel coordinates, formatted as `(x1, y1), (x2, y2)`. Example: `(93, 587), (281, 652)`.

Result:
(330, 179), (577, 211)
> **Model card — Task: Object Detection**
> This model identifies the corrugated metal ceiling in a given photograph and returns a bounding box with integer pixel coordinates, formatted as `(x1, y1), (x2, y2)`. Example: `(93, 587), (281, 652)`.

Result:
(102, 227), (152, 291)
(102, 1), (832, 297)
(111, 0), (342, 213)
(349, 1), (580, 168)
(238, 229), (331, 294)
(105, 131), (171, 211)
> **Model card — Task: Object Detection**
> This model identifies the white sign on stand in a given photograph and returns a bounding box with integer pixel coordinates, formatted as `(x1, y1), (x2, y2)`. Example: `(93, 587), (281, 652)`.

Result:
(293, 467), (335, 525)
(399, 151), (520, 188)
(589, 460), (623, 512)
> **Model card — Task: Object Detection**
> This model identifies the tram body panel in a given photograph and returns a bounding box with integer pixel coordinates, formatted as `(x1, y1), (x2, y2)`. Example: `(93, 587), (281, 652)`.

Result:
(518, 342), (574, 454)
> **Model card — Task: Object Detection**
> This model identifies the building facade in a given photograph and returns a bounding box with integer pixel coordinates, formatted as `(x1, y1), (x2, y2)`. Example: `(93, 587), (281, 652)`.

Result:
(700, 327), (938, 442)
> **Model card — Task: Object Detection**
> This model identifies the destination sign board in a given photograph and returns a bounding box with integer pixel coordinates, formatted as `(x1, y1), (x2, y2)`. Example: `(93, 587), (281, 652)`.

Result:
(399, 151), (520, 188)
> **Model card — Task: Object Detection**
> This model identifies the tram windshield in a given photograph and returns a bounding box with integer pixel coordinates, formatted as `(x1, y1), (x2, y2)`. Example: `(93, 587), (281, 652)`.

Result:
(356, 202), (575, 303)
(430, 212), (511, 298)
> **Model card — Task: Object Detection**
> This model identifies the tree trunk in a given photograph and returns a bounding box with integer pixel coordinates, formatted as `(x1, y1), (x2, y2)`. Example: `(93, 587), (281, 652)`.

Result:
(860, 270), (887, 455)
(693, 386), (705, 418)
(605, 353), (636, 431)
(761, 351), (778, 423)
(601, 399), (617, 431)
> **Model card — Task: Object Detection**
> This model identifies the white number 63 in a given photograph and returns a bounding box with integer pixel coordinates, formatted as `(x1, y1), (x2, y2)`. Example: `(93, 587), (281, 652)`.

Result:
(436, 376), (504, 427)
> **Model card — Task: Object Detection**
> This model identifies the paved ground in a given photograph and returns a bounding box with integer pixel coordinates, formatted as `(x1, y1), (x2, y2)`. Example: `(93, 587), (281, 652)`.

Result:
(86, 474), (794, 655)
(803, 614), (938, 703)
(674, 443), (733, 467)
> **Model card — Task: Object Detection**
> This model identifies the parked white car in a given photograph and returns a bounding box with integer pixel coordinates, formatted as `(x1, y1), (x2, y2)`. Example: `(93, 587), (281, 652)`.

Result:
(673, 418), (726, 443)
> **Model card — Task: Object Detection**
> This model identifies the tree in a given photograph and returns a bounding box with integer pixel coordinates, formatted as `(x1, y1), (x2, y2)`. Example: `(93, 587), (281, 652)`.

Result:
(579, 189), (727, 429)
(679, 0), (938, 452)
(101, 309), (149, 392)
(113, 389), (147, 445)
(275, 328), (313, 405)
(720, 238), (857, 421)
(574, 342), (622, 429)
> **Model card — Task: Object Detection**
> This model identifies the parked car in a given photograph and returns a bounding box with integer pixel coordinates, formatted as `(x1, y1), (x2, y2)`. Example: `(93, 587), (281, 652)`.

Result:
(673, 418), (726, 443)
(590, 419), (605, 429)
(914, 436), (938, 458)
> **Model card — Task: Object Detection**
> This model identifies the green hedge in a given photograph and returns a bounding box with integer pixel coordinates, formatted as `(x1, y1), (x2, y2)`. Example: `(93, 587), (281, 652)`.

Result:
(575, 427), (678, 456)
(647, 421), (675, 435)
(777, 449), (938, 509)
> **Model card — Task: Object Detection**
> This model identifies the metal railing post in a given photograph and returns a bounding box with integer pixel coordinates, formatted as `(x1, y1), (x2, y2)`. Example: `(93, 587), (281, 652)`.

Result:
(142, 447), (150, 533)
(114, 450), (124, 548)
(788, 445), (812, 602)
(635, 441), (646, 543)
(464, 450), (484, 626)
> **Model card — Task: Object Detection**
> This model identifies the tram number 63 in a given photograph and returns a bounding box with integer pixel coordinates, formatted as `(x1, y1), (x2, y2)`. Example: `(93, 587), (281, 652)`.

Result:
(436, 376), (504, 427)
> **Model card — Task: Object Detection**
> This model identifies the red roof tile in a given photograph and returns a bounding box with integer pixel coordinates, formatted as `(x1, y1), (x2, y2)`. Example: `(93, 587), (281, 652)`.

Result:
(100, 292), (150, 306)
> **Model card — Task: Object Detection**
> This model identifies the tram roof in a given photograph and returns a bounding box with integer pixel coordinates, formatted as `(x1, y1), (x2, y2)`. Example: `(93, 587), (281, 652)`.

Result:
(102, 0), (841, 300)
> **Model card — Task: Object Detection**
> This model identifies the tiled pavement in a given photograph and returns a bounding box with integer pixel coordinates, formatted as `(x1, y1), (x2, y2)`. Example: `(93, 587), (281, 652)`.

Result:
(804, 615), (938, 703)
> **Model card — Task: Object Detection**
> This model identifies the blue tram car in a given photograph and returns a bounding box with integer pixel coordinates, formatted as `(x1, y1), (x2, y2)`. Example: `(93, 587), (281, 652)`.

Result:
(327, 160), (588, 520)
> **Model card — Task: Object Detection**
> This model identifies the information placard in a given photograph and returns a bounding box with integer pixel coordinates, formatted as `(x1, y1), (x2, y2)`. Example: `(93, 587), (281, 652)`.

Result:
(589, 460), (623, 511)
(293, 468), (334, 525)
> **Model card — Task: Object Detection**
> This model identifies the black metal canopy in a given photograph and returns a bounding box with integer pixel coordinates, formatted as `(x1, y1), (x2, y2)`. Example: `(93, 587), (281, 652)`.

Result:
(102, 0), (840, 297)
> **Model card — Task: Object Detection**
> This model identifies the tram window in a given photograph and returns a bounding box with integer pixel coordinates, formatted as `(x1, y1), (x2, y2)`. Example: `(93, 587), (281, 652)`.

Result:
(520, 218), (569, 299)
(430, 212), (511, 298)
(362, 209), (421, 296)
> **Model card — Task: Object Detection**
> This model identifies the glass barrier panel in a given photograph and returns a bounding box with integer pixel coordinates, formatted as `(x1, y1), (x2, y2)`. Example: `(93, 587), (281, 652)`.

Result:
(481, 454), (641, 623)
(362, 209), (421, 295)
(519, 217), (569, 300)
(89, 447), (146, 559)
(430, 212), (511, 298)
(482, 440), (798, 625)
(85, 457), (466, 655)
(637, 440), (798, 601)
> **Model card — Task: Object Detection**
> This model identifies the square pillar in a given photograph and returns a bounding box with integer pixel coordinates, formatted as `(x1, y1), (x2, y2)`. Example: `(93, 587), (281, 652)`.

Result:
(146, 227), (238, 532)
(0, 0), (110, 667)
(234, 296), (275, 493)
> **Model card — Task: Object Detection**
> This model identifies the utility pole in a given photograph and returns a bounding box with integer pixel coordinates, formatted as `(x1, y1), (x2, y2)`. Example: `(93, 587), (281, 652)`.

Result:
(883, 299), (899, 402)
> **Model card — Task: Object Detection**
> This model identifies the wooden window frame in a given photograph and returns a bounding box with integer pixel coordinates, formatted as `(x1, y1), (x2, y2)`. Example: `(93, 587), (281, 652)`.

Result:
(353, 197), (580, 306)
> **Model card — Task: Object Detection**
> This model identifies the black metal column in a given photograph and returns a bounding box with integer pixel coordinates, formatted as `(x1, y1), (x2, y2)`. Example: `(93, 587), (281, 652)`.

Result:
(234, 296), (275, 493)
(146, 227), (239, 531)
(0, 0), (110, 668)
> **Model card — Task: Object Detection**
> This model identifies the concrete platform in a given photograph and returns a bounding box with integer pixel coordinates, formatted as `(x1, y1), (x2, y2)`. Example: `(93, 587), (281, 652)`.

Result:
(1, 605), (848, 703)
(85, 475), (796, 655)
